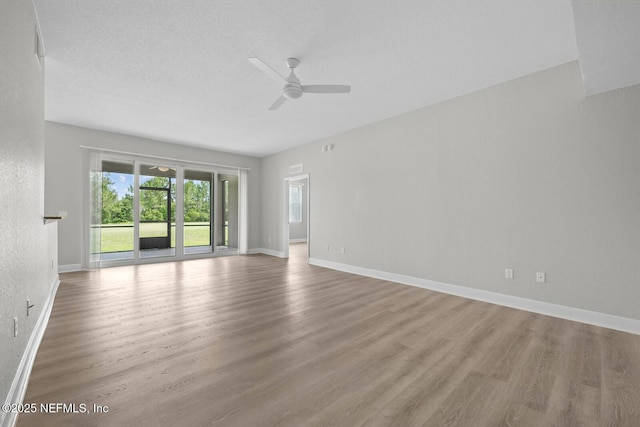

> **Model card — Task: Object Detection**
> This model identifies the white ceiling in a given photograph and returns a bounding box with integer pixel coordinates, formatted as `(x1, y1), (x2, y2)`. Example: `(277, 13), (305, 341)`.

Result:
(571, 0), (640, 96)
(32, 1), (639, 157)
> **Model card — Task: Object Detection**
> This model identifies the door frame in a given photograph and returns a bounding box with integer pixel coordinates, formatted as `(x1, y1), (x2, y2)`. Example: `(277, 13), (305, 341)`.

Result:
(283, 174), (310, 260)
(85, 150), (247, 269)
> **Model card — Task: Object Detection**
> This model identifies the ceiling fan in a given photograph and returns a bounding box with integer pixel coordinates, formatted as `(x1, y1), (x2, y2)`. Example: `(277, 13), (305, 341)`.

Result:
(148, 165), (176, 172)
(248, 57), (351, 110)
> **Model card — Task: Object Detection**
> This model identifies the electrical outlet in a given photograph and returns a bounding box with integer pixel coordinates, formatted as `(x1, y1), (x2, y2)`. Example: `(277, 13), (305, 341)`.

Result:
(13, 316), (18, 338)
(505, 268), (513, 279)
(340, 247), (345, 254)
(325, 244), (330, 252)
(536, 272), (546, 283)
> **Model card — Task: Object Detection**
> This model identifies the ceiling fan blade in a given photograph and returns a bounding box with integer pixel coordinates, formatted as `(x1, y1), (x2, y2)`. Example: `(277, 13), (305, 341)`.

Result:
(248, 57), (286, 83)
(269, 95), (287, 111)
(302, 85), (351, 94)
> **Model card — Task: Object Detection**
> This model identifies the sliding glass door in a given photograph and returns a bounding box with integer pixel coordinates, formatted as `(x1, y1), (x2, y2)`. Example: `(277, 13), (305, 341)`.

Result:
(139, 164), (176, 258)
(218, 174), (238, 252)
(93, 161), (135, 261)
(89, 154), (243, 268)
(183, 170), (213, 255)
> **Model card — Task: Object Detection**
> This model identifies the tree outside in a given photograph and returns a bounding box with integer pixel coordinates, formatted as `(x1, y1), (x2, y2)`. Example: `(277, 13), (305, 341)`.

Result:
(99, 173), (212, 253)
(102, 174), (134, 224)
(184, 179), (211, 222)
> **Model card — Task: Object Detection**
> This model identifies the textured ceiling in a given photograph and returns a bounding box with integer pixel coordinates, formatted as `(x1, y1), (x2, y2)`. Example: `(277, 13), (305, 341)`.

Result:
(572, 0), (640, 96)
(34, 1), (586, 157)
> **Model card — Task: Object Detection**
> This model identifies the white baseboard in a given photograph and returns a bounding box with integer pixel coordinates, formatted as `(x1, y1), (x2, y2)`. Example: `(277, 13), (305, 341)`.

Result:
(248, 248), (286, 258)
(58, 264), (82, 273)
(289, 238), (308, 243)
(309, 258), (640, 336)
(1, 276), (60, 427)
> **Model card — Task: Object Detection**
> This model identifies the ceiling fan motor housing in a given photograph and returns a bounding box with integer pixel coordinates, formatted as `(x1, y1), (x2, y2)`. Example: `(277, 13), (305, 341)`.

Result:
(283, 82), (303, 99)
(248, 57), (350, 109)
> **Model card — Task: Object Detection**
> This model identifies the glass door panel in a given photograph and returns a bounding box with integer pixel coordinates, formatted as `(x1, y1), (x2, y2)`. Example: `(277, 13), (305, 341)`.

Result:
(140, 164), (176, 258)
(217, 174), (238, 252)
(98, 161), (134, 261)
(183, 170), (213, 255)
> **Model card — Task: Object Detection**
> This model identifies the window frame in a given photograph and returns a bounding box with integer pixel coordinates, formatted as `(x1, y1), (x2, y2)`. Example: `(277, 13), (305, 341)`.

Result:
(288, 183), (303, 224)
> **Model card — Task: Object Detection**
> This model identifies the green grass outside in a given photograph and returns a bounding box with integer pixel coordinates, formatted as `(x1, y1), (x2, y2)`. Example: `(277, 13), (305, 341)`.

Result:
(95, 222), (212, 253)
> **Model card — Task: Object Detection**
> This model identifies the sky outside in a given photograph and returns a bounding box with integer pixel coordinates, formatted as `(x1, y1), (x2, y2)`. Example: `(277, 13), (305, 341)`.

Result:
(105, 172), (133, 199)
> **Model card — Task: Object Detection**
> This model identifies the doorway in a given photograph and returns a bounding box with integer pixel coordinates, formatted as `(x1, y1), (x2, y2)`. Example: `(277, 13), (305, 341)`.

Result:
(283, 175), (309, 260)
(139, 164), (175, 257)
(183, 169), (213, 255)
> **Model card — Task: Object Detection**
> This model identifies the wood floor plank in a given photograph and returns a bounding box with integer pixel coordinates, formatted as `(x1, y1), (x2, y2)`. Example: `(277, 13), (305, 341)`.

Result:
(16, 244), (640, 426)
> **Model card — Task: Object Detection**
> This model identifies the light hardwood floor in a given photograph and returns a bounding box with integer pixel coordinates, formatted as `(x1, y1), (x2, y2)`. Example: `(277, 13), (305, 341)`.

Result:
(18, 244), (640, 426)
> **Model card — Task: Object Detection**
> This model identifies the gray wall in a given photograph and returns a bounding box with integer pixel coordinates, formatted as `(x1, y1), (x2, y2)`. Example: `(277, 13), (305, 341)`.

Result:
(289, 178), (308, 241)
(261, 61), (640, 321)
(44, 122), (261, 267)
(0, 0), (52, 410)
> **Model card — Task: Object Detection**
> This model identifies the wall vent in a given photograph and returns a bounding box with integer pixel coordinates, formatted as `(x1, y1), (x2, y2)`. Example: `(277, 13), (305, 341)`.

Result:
(289, 163), (304, 175)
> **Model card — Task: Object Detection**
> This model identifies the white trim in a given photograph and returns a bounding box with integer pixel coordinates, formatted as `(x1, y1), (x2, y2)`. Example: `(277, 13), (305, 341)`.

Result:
(88, 250), (239, 270)
(213, 172), (220, 255)
(283, 174), (310, 260)
(1, 276), (60, 427)
(282, 179), (290, 258)
(80, 145), (250, 171)
(289, 238), (308, 243)
(58, 264), (82, 273)
(248, 248), (286, 258)
(238, 169), (248, 254)
(309, 258), (640, 336)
